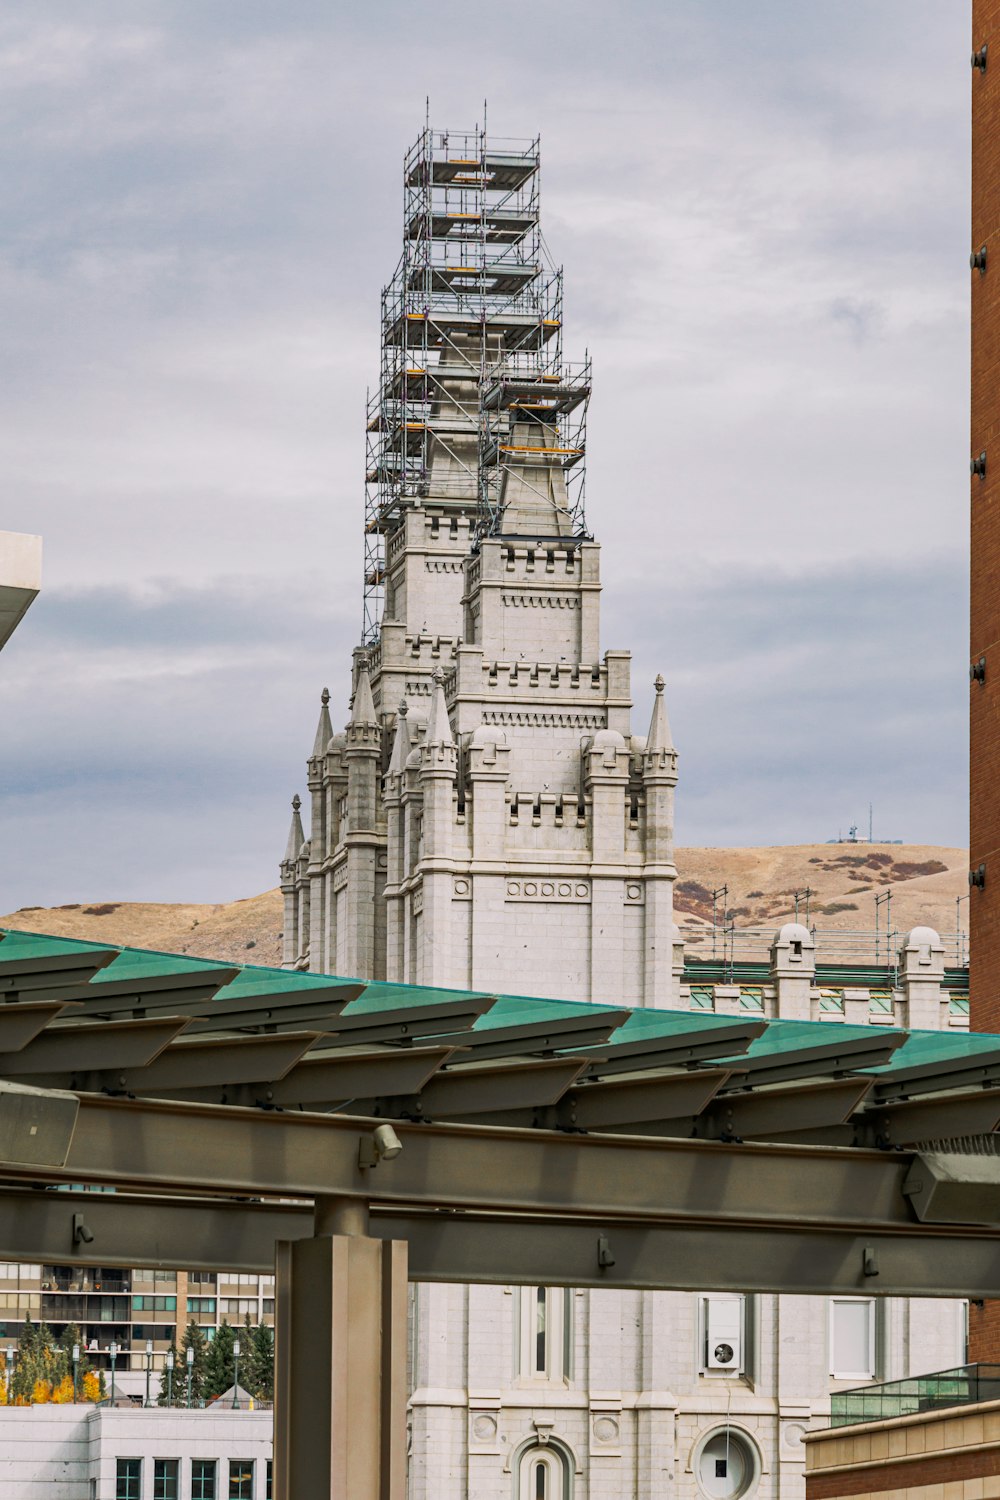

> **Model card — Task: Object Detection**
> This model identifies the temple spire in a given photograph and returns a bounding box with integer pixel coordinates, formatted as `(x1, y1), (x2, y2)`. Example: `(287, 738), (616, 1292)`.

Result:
(312, 687), (333, 757)
(388, 699), (411, 775)
(426, 669), (454, 747)
(350, 657), (377, 727)
(283, 794), (305, 863)
(645, 674), (674, 755)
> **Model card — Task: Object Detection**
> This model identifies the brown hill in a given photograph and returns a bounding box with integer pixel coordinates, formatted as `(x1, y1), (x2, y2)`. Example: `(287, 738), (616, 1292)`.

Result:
(0, 845), (968, 972)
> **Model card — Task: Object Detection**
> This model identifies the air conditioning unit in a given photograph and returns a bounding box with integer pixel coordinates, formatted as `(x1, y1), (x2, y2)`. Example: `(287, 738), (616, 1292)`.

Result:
(705, 1297), (743, 1372)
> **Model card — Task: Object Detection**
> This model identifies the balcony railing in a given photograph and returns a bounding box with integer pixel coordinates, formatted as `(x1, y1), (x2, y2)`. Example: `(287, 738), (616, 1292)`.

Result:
(830, 1364), (1000, 1427)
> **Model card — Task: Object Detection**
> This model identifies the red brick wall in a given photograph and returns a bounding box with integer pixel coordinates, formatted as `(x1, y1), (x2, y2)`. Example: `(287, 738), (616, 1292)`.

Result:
(970, 0), (1000, 1362)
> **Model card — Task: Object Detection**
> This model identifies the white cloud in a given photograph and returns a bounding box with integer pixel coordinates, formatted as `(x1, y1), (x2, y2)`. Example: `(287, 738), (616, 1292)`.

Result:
(0, 0), (971, 905)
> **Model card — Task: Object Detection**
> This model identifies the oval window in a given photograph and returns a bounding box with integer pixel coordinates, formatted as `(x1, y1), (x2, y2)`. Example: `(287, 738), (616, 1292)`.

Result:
(696, 1429), (757, 1499)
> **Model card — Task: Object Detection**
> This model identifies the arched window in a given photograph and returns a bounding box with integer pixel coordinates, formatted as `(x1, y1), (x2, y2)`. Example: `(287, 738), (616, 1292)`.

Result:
(693, 1426), (760, 1499)
(517, 1443), (570, 1500)
(516, 1287), (569, 1382)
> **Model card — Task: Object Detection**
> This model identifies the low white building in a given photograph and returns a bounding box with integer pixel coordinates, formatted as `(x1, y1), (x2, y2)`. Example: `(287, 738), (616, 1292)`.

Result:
(0, 1405), (271, 1500)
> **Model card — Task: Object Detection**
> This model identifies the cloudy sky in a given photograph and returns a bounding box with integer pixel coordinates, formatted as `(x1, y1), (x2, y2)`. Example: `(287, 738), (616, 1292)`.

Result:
(0, 2), (970, 909)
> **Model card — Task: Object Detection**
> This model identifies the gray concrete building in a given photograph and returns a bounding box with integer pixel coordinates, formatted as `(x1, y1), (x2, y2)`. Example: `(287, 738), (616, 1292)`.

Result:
(279, 124), (966, 1500)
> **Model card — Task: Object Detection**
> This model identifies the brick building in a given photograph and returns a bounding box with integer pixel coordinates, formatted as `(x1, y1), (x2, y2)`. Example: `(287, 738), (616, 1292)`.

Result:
(969, 0), (1000, 1362)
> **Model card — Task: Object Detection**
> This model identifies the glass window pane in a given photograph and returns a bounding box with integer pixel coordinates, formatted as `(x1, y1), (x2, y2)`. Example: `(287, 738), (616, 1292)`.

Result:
(535, 1288), (547, 1373)
(116, 1459), (142, 1500)
(192, 1459), (217, 1500)
(153, 1459), (179, 1500)
(229, 1460), (255, 1499)
(832, 1300), (873, 1377)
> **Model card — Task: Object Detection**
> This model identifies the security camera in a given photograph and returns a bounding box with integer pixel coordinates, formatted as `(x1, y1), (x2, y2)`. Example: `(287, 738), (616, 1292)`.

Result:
(359, 1122), (404, 1169)
(373, 1123), (403, 1161)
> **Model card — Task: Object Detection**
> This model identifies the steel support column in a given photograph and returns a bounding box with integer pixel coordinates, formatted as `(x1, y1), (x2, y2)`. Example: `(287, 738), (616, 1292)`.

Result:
(274, 1198), (407, 1500)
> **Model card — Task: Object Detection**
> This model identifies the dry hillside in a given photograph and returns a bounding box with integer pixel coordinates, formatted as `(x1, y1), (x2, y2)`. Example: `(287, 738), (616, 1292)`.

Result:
(0, 844), (968, 968)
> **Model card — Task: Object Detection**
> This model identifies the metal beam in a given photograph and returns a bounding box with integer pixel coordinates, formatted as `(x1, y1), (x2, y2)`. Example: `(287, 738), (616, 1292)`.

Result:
(689, 1078), (874, 1142)
(159, 1046), (460, 1109)
(4, 1188), (1000, 1297)
(399, 1057), (589, 1118)
(0, 1092), (929, 1233)
(17, 1032), (320, 1094)
(866, 1090), (1000, 1145)
(0, 1001), (81, 1054)
(375, 1211), (1000, 1300)
(0, 1016), (190, 1076)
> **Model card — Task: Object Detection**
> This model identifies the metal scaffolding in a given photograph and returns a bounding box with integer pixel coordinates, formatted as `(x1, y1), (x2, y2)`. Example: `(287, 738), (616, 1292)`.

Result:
(363, 123), (591, 641)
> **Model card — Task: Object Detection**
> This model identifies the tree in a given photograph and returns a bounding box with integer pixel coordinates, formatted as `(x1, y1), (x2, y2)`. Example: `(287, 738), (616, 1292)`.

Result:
(12, 1318), (67, 1403)
(180, 1320), (209, 1407)
(50, 1374), (74, 1404)
(81, 1370), (103, 1404)
(57, 1323), (95, 1398)
(204, 1318), (235, 1400)
(248, 1320), (274, 1402)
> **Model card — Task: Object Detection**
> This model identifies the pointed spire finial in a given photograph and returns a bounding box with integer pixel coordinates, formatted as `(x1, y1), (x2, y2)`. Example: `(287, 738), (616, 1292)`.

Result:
(426, 668), (455, 747)
(645, 673), (674, 757)
(388, 697), (411, 776)
(312, 687), (334, 757)
(284, 794), (305, 862)
(350, 654), (377, 727)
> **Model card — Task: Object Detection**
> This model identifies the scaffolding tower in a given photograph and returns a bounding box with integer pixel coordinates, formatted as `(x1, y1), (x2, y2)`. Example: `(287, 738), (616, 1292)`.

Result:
(363, 124), (591, 641)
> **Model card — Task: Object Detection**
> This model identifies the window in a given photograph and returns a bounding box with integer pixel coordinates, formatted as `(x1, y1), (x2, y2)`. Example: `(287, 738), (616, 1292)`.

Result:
(266, 1460), (272, 1499)
(517, 1287), (569, 1382)
(192, 1459), (217, 1499)
(517, 1445), (569, 1500)
(116, 1459), (142, 1500)
(694, 1429), (758, 1499)
(229, 1460), (255, 1498)
(153, 1459), (179, 1500)
(700, 1295), (747, 1377)
(829, 1297), (876, 1380)
(187, 1297), (217, 1315)
(132, 1295), (176, 1312)
(222, 1298), (258, 1318)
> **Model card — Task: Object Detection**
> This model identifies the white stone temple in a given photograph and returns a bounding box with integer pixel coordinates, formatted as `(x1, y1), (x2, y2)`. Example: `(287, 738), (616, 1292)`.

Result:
(279, 124), (966, 1500)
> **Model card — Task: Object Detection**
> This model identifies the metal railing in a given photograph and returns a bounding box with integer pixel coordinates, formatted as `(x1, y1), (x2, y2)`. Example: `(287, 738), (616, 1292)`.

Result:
(830, 1364), (1000, 1428)
(681, 925), (969, 971)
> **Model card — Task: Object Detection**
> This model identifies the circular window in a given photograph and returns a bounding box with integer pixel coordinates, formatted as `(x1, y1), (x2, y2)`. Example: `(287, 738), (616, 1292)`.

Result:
(695, 1427), (759, 1500)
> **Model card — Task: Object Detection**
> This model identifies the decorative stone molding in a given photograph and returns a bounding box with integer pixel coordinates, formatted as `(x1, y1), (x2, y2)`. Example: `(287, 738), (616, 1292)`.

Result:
(482, 710), (606, 729)
(501, 593), (580, 609)
(452, 877), (472, 900)
(506, 880), (591, 903)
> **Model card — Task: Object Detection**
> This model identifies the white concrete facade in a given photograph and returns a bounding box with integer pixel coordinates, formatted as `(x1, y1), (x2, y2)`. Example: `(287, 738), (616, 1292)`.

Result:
(0, 1405), (271, 1499)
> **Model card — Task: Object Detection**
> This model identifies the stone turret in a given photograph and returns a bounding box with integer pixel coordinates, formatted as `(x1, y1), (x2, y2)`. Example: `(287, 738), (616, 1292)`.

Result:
(279, 795), (305, 969)
(418, 670), (458, 986)
(642, 675), (679, 1006)
(899, 925), (948, 1029)
(342, 654), (383, 978)
(769, 922), (816, 1020)
(383, 701), (410, 979)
